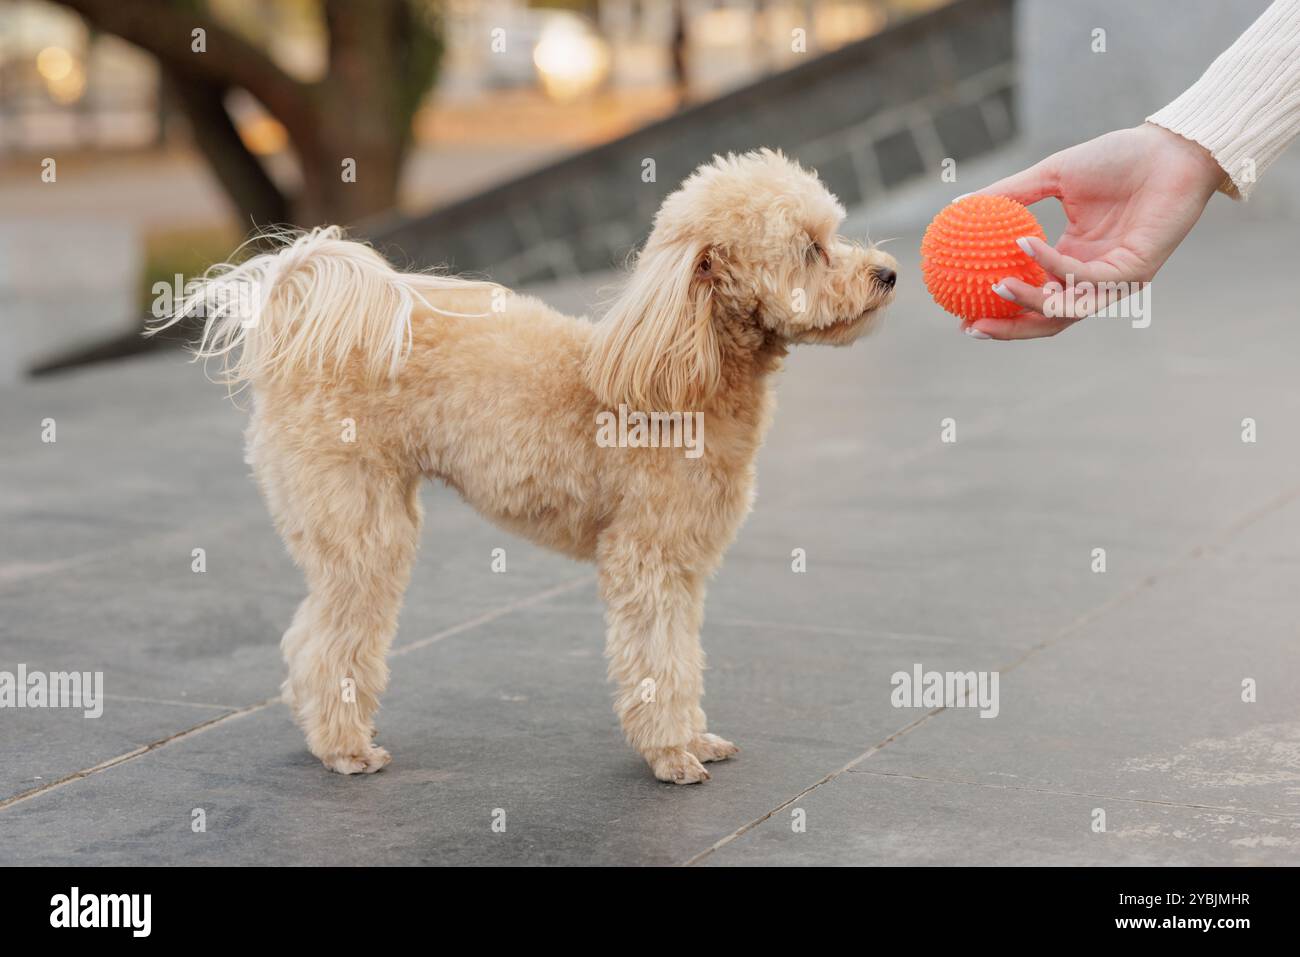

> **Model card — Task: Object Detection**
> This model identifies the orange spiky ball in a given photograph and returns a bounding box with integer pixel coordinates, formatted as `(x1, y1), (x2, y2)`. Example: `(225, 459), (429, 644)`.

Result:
(921, 195), (1049, 320)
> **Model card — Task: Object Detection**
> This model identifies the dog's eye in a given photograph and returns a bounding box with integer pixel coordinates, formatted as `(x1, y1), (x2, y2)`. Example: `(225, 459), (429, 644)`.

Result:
(808, 242), (830, 266)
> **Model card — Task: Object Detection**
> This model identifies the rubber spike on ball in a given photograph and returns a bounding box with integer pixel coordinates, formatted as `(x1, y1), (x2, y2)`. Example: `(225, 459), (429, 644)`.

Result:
(920, 195), (1049, 321)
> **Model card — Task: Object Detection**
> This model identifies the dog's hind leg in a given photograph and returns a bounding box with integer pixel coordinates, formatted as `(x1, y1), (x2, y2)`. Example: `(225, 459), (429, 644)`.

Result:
(258, 444), (423, 775)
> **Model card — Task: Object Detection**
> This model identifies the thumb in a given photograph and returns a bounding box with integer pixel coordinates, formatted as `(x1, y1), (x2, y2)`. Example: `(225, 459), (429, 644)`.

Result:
(967, 156), (1060, 207)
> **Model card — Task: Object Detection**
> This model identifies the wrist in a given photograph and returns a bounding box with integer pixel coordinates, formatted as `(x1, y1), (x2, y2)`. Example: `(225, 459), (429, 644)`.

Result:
(1142, 121), (1229, 195)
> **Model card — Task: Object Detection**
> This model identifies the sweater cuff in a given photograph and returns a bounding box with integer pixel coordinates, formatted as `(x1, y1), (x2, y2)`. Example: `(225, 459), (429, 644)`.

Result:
(1146, 0), (1300, 200)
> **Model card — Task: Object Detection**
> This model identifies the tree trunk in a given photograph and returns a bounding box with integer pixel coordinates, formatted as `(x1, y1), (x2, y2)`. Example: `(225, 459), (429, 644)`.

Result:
(297, 122), (404, 227)
(298, 0), (424, 225)
(296, 42), (408, 226)
(167, 70), (290, 229)
(52, 0), (442, 229)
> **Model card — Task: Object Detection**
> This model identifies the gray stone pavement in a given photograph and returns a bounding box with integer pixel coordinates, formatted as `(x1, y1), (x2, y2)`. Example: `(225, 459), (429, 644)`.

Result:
(2, 198), (1299, 865)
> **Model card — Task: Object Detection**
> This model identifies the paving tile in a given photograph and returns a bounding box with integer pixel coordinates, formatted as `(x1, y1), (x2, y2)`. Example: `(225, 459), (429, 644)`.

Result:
(700, 770), (1300, 866)
(0, 698), (231, 806)
(854, 497), (1300, 822)
(0, 597), (920, 866)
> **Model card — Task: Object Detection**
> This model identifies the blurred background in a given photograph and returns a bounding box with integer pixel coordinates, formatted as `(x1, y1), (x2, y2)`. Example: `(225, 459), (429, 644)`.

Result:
(0, 0), (954, 379)
(0, 0), (1293, 380)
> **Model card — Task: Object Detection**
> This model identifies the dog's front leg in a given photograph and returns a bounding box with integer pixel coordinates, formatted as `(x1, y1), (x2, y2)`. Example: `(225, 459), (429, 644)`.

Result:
(598, 537), (737, 784)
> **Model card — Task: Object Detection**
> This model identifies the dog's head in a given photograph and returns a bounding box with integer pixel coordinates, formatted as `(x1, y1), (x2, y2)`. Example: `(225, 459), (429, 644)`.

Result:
(587, 149), (897, 410)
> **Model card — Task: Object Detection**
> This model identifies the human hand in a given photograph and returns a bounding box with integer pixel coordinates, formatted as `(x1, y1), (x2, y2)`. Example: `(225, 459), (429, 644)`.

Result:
(964, 123), (1226, 340)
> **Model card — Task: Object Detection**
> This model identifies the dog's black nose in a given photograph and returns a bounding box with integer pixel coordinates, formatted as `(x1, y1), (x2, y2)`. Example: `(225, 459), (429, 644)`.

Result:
(874, 267), (897, 288)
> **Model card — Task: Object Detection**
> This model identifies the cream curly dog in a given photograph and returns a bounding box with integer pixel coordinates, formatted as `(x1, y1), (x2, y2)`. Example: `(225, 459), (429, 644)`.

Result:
(155, 149), (897, 784)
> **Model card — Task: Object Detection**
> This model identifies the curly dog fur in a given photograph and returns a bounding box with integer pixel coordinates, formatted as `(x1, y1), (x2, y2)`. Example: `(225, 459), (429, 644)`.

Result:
(154, 149), (898, 783)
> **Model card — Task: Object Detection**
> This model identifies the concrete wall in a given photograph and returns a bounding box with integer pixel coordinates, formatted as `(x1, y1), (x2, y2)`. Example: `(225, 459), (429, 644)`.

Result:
(371, 0), (1017, 284)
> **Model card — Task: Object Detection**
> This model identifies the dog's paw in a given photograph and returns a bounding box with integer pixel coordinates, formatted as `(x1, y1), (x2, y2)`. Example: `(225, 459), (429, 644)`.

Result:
(648, 747), (711, 784)
(689, 732), (739, 763)
(321, 744), (391, 775)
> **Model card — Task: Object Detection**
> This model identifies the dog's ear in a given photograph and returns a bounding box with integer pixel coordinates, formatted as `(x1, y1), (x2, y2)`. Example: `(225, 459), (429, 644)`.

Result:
(585, 243), (721, 411)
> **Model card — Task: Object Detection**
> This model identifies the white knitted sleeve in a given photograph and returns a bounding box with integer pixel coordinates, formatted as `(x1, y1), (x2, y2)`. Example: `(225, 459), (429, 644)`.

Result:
(1146, 0), (1300, 199)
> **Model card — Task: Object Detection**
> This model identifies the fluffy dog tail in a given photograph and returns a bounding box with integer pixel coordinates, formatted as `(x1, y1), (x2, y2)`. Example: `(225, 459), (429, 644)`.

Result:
(147, 226), (490, 389)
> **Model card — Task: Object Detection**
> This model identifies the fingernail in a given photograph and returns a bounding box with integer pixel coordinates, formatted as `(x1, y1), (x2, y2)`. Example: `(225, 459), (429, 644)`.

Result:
(965, 326), (992, 339)
(1016, 237), (1036, 257)
(991, 282), (1014, 301)
(951, 192), (974, 204)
